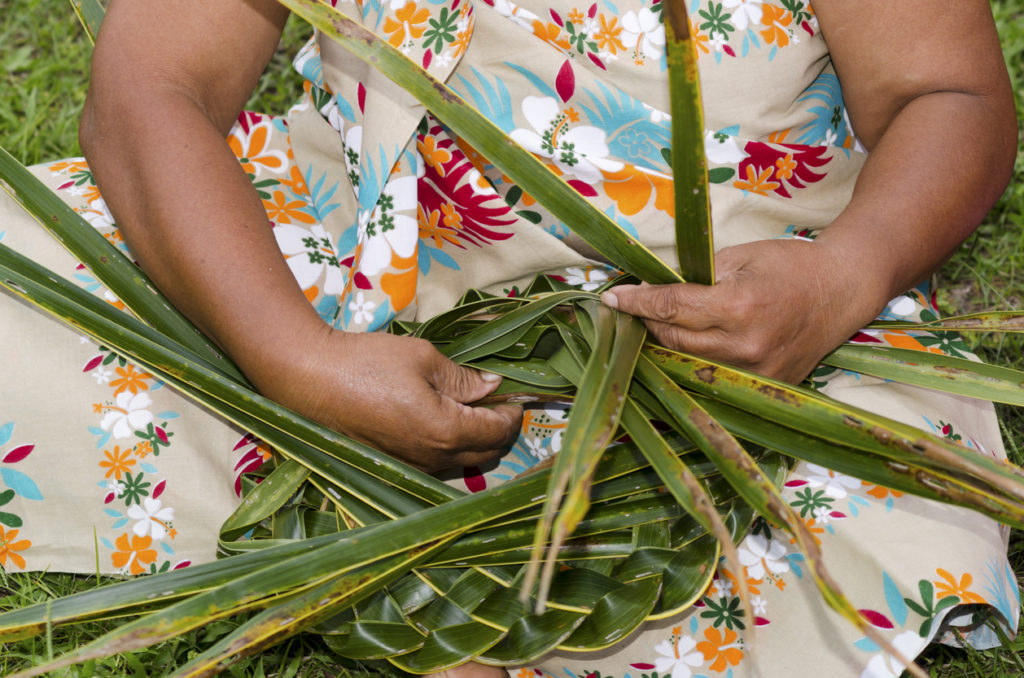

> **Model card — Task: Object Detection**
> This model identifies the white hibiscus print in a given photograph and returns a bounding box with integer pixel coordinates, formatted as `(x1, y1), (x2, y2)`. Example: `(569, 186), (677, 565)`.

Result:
(653, 633), (703, 678)
(804, 463), (861, 499)
(565, 266), (610, 291)
(275, 223), (345, 296)
(357, 174), (419, 276)
(861, 630), (927, 678)
(620, 8), (666, 65)
(128, 497), (176, 540)
(704, 130), (748, 164)
(737, 532), (789, 580)
(101, 392), (154, 439)
(510, 96), (623, 184)
(722, 0), (763, 31)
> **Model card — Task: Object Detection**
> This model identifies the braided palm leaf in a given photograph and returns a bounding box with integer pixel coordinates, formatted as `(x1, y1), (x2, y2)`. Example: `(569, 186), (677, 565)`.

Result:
(2, 0), (1024, 675)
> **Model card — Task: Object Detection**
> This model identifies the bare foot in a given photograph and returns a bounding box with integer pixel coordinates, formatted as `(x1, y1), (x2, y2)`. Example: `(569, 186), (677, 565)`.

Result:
(425, 662), (509, 678)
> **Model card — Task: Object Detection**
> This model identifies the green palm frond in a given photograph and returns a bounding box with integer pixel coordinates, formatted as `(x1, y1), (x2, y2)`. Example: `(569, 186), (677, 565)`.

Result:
(0, 0), (1022, 676)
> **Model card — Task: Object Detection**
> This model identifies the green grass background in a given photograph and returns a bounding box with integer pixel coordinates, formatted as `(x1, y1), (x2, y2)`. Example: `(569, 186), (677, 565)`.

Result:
(1, 1), (1023, 675)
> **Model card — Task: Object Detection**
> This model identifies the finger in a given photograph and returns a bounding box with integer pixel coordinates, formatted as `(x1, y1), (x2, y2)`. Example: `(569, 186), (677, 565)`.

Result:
(430, 354), (505, 405)
(601, 283), (718, 330)
(440, 400), (523, 452)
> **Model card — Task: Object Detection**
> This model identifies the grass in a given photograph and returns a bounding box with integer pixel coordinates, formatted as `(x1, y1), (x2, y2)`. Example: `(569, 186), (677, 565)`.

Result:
(1, 0), (1023, 676)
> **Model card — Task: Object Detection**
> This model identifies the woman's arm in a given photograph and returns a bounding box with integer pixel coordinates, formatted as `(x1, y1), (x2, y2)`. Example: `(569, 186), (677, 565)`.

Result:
(604, 0), (1017, 383)
(81, 0), (520, 471)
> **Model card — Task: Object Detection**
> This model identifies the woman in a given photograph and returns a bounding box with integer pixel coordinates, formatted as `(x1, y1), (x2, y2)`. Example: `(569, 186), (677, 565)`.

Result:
(0, 0), (1017, 674)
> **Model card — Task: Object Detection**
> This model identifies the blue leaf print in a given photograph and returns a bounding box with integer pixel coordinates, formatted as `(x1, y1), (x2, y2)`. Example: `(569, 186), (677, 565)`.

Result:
(112, 518), (130, 529)
(101, 537), (114, 550)
(1, 468), (42, 500)
(883, 571), (909, 626)
(426, 242), (460, 270)
(981, 557), (1020, 630)
(503, 62), (559, 100)
(853, 637), (880, 653)
(293, 37), (324, 86)
(161, 542), (176, 555)
(578, 81), (671, 170)
(103, 508), (123, 518)
(335, 92), (357, 123)
(305, 167), (343, 220)
(796, 73), (850, 146)
(156, 411), (179, 420)
(0, 422), (12, 447)
(317, 294), (340, 325)
(451, 68), (516, 132)
(141, 463), (158, 474)
(786, 552), (805, 578)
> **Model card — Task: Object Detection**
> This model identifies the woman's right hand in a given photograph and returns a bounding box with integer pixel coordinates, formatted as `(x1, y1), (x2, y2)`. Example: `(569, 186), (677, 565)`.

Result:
(254, 328), (523, 473)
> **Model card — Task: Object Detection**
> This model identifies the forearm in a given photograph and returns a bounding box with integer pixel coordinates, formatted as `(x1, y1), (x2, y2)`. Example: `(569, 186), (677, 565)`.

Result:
(814, 88), (1017, 319)
(80, 93), (327, 389)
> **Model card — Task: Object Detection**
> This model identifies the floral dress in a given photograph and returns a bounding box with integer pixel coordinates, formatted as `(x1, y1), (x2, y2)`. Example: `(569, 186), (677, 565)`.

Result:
(0, 0), (1016, 675)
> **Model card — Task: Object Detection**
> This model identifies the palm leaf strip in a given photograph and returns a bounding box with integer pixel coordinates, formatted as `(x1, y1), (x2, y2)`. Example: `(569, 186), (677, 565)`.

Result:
(663, 0), (714, 284)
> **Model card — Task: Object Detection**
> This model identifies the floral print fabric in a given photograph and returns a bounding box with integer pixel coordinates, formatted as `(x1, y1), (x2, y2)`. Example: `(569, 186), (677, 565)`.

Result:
(0, 0), (1015, 675)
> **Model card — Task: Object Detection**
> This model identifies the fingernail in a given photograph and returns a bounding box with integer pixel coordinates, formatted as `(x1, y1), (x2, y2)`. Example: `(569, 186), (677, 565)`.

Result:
(601, 291), (619, 309)
(480, 371), (502, 383)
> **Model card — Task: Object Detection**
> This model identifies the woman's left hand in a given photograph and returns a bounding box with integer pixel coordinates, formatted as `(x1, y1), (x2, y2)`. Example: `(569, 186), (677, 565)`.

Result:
(601, 238), (888, 384)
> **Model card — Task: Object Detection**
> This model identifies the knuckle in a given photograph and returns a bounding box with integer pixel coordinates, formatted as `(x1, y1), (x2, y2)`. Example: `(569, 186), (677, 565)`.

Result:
(648, 287), (679, 321)
(732, 336), (769, 365)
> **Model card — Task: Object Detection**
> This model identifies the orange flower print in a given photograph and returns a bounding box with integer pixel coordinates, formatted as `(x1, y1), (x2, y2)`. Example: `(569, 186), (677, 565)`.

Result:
(382, 1), (431, 50)
(774, 153), (797, 181)
(594, 14), (625, 54)
(48, 159), (90, 175)
(532, 19), (571, 51)
(452, 28), (472, 58)
(440, 202), (463, 229)
(100, 445), (137, 480)
(864, 483), (903, 501)
(227, 124), (286, 177)
(418, 205), (460, 249)
(0, 526), (31, 570)
(760, 4), (793, 47)
(134, 441), (154, 459)
(934, 569), (986, 604)
(733, 164), (780, 196)
(689, 17), (711, 56)
(602, 164), (674, 217)
(418, 135), (453, 175)
(263, 190), (316, 225)
(697, 626), (744, 672)
(111, 532), (157, 575)
(109, 364), (153, 397)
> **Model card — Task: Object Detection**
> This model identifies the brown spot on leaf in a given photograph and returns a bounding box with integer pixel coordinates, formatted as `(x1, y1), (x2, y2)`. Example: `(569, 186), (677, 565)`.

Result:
(695, 366), (717, 384)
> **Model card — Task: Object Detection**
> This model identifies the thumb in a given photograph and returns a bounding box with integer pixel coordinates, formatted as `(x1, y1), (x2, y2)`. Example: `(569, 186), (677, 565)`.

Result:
(602, 283), (682, 324)
(602, 282), (717, 330)
(431, 358), (504, 404)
